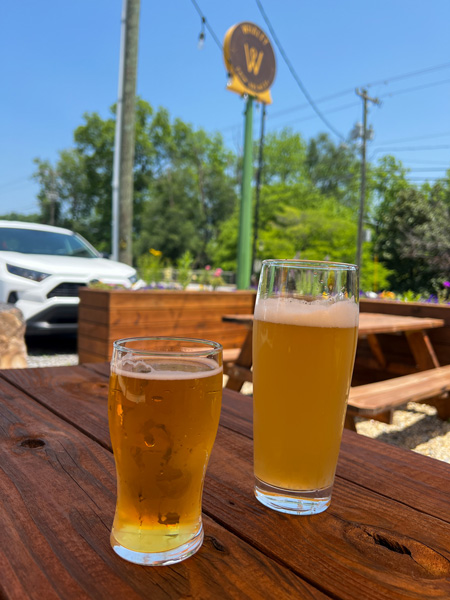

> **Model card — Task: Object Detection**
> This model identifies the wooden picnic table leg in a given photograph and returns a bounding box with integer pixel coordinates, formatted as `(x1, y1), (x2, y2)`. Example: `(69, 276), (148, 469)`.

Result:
(224, 328), (253, 392)
(366, 333), (387, 370)
(353, 333), (395, 425)
(404, 330), (450, 419)
(405, 330), (440, 370)
(344, 412), (357, 431)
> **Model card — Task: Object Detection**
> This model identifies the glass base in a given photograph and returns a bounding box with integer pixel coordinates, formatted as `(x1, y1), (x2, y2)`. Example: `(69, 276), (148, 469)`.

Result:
(254, 477), (332, 515)
(110, 524), (204, 566)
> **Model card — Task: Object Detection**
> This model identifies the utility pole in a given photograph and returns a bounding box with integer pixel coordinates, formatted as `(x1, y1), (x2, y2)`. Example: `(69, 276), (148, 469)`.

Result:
(355, 88), (380, 272)
(112, 0), (140, 265)
(48, 169), (58, 226)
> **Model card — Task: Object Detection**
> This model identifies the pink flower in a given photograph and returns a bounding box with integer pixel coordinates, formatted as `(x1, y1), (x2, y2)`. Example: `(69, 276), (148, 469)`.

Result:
(444, 281), (450, 288)
(205, 265), (211, 271)
(214, 268), (223, 276)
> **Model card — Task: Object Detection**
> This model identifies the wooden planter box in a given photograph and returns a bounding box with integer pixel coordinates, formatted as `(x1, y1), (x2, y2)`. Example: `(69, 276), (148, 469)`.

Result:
(78, 288), (256, 364)
(356, 298), (450, 384)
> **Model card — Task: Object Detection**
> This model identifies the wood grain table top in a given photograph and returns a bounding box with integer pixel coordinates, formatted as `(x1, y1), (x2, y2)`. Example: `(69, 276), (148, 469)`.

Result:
(0, 363), (449, 599)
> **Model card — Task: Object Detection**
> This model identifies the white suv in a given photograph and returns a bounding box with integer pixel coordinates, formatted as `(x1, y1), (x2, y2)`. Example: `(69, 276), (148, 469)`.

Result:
(0, 221), (144, 334)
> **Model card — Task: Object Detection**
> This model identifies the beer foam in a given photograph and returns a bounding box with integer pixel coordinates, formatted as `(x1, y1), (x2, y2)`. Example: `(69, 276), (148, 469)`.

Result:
(254, 297), (359, 328)
(112, 357), (223, 380)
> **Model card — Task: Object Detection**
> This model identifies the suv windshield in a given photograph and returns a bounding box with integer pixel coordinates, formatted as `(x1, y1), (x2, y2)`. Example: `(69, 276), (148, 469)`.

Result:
(0, 228), (99, 258)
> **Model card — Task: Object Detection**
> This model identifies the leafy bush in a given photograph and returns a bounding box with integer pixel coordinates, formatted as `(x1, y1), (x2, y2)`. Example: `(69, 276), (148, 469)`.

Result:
(176, 251), (193, 290)
(137, 249), (164, 284)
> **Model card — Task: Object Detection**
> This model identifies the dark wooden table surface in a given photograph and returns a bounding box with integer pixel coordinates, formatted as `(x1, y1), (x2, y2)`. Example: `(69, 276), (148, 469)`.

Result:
(1, 363), (449, 599)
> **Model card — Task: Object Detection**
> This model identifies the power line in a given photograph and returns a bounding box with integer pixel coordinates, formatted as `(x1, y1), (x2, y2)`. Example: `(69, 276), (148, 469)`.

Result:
(275, 101), (360, 128)
(376, 132), (450, 145)
(221, 100), (360, 139)
(402, 159), (450, 165)
(267, 90), (356, 120)
(188, 1), (450, 155)
(254, 0), (345, 141)
(406, 177), (446, 182)
(256, 62), (450, 122)
(378, 78), (450, 100)
(189, 0), (223, 52)
(0, 176), (32, 191)
(220, 71), (450, 137)
(366, 61), (450, 89)
(372, 145), (450, 152)
(406, 167), (450, 172)
(271, 79), (450, 131)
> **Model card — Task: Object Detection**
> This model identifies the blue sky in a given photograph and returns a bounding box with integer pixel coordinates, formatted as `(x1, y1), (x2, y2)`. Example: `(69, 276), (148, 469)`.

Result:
(1, 0), (450, 215)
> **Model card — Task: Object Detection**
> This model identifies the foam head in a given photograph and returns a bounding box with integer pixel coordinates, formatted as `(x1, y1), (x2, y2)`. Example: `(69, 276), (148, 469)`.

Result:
(254, 297), (359, 328)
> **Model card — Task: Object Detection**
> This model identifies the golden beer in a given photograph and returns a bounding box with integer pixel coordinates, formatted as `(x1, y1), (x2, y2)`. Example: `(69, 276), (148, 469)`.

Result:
(108, 350), (222, 564)
(253, 296), (358, 511)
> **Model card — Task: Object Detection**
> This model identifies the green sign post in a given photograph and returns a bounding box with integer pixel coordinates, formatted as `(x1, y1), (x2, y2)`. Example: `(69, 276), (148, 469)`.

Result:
(223, 22), (276, 289)
(237, 97), (254, 289)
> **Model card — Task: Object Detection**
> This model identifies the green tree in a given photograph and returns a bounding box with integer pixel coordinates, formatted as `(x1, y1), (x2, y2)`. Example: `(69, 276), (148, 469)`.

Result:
(212, 130), (363, 273)
(33, 100), (236, 263)
(305, 133), (361, 210)
(32, 99), (155, 253)
(374, 187), (450, 293)
(136, 112), (237, 265)
(260, 128), (307, 185)
(0, 212), (41, 222)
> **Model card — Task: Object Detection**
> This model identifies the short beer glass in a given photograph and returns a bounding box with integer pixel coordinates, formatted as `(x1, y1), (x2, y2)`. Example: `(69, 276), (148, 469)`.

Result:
(108, 337), (223, 565)
(253, 260), (358, 515)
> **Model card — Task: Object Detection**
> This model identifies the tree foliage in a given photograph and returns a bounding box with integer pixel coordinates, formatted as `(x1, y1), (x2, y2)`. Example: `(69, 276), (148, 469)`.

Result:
(374, 186), (450, 293)
(29, 107), (449, 293)
(32, 100), (237, 263)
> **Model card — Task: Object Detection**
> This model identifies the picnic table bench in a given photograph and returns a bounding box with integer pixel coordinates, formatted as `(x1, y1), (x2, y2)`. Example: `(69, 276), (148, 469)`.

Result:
(346, 364), (450, 429)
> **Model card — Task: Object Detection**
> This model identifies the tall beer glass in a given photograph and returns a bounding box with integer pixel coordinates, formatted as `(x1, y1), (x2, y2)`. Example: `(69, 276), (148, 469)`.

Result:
(253, 260), (358, 515)
(108, 337), (223, 565)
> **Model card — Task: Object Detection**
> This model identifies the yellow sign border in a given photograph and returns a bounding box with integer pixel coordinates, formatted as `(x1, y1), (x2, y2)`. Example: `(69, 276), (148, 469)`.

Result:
(223, 23), (274, 104)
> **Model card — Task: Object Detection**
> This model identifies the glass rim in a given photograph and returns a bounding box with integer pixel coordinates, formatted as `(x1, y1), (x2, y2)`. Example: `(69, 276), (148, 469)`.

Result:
(261, 259), (358, 271)
(112, 336), (222, 357)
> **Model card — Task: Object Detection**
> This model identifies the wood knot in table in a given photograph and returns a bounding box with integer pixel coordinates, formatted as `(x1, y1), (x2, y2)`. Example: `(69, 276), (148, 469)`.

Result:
(19, 438), (46, 449)
(345, 522), (450, 579)
(204, 534), (228, 554)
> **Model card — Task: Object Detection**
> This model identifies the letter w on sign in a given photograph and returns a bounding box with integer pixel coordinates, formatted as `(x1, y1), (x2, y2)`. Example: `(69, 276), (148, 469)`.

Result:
(244, 44), (264, 75)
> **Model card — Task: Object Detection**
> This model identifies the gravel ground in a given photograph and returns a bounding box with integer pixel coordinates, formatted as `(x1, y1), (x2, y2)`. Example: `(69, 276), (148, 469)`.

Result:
(27, 353), (79, 368)
(356, 402), (450, 463)
(24, 352), (450, 464)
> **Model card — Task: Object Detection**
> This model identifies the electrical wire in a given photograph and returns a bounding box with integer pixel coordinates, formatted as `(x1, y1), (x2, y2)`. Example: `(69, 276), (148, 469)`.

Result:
(406, 177), (446, 182)
(254, 0), (345, 141)
(366, 61), (450, 89)
(271, 79), (450, 131)
(406, 167), (450, 172)
(280, 101), (360, 127)
(376, 132), (450, 146)
(267, 90), (355, 120)
(258, 67), (450, 123)
(188, 0), (450, 149)
(378, 78), (450, 100)
(401, 159), (450, 165)
(0, 176), (32, 191)
(370, 145), (450, 159)
(189, 0), (223, 52)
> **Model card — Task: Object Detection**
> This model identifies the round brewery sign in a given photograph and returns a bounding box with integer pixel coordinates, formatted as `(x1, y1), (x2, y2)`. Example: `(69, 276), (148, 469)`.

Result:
(224, 22), (276, 104)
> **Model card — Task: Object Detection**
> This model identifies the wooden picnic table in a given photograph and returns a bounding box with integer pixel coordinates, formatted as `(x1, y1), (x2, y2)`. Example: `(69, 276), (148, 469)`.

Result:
(0, 363), (449, 599)
(222, 312), (445, 391)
